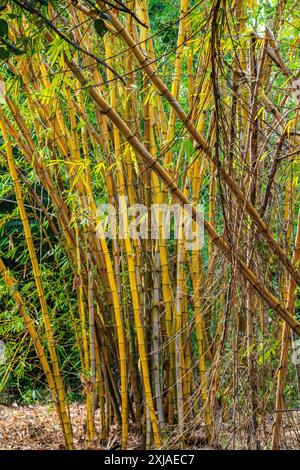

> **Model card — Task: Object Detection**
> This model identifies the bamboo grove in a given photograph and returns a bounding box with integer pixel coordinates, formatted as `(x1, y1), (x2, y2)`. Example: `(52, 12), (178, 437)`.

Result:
(0, 0), (300, 450)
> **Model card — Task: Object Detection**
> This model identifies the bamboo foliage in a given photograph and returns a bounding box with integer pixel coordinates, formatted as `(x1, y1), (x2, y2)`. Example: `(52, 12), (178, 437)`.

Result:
(0, 0), (300, 450)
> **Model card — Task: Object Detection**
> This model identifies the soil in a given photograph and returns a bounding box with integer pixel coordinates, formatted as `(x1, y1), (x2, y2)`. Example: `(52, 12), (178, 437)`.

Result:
(0, 403), (300, 450)
(0, 403), (126, 450)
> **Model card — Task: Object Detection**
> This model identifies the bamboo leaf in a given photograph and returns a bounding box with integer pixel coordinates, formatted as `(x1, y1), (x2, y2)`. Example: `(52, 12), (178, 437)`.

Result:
(5, 41), (25, 55)
(36, 0), (49, 6)
(0, 19), (8, 38)
(0, 1), (7, 12)
(0, 46), (9, 59)
(94, 19), (107, 37)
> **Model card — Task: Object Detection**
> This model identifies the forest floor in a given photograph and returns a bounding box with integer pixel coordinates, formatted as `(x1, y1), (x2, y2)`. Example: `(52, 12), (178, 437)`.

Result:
(0, 403), (300, 450)
(0, 403), (157, 450)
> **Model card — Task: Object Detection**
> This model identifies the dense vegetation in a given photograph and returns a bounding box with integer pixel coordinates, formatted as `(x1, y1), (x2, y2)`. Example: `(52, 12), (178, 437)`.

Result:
(0, 0), (300, 450)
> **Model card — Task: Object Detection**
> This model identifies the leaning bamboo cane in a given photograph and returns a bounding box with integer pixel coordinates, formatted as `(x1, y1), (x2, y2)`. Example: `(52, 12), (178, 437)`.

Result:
(65, 57), (300, 338)
(0, 257), (64, 429)
(0, 112), (74, 449)
(89, 4), (300, 289)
